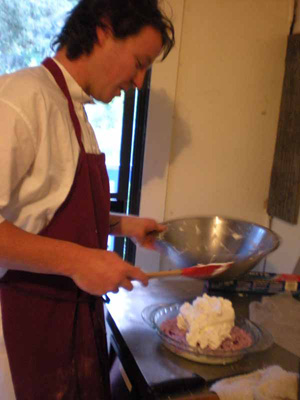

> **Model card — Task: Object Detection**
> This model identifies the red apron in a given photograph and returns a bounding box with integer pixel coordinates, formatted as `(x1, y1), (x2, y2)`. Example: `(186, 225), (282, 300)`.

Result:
(0, 58), (111, 399)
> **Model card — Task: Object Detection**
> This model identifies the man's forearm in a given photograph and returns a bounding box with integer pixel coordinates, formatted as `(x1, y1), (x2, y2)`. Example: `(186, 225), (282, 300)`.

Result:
(0, 220), (82, 277)
(0, 220), (149, 296)
(109, 213), (123, 235)
(109, 213), (146, 237)
(108, 213), (165, 250)
(109, 213), (138, 236)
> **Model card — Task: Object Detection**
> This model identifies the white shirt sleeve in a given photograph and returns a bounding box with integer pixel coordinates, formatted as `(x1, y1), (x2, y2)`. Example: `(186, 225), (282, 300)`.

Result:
(0, 100), (36, 277)
(0, 99), (36, 222)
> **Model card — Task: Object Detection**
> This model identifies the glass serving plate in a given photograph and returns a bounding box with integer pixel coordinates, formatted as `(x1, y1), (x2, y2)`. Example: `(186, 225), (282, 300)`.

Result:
(142, 302), (273, 365)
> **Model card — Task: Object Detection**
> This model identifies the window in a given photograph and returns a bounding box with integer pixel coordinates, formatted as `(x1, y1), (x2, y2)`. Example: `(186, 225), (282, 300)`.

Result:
(0, 0), (78, 73)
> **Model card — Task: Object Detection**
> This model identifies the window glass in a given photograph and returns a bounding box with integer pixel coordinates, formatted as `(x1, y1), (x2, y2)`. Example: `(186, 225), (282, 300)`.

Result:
(0, 0), (78, 74)
(85, 95), (125, 195)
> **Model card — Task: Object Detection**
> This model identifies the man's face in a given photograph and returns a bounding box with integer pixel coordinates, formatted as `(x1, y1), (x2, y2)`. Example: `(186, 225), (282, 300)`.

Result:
(86, 25), (163, 103)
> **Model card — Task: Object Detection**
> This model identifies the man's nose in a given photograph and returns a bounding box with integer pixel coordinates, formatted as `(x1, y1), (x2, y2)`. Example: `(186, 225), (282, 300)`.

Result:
(133, 69), (147, 90)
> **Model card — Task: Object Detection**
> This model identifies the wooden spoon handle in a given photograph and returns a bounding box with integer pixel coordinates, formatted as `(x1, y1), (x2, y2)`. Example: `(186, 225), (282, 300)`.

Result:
(146, 270), (182, 279)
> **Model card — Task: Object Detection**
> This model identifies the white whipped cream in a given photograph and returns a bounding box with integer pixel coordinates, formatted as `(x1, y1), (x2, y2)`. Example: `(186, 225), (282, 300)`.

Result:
(177, 294), (235, 350)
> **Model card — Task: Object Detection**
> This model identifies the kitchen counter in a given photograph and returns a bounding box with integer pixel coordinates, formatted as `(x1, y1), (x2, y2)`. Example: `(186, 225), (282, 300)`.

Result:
(106, 278), (300, 399)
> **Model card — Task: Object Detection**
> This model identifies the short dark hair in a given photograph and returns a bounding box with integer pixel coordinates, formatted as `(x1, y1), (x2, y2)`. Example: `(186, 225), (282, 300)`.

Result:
(52, 0), (175, 61)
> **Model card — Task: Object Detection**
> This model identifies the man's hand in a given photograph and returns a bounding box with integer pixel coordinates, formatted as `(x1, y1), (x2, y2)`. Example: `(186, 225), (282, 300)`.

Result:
(70, 248), (148, 295)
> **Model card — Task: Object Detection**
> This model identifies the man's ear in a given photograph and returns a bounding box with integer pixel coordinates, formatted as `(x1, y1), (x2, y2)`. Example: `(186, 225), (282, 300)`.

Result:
(96, 26), (109, 47)
(96, 21), (113, 46)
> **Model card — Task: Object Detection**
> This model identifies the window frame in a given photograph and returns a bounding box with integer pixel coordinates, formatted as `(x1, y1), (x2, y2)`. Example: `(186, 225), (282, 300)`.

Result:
(110, 70), (152, 262)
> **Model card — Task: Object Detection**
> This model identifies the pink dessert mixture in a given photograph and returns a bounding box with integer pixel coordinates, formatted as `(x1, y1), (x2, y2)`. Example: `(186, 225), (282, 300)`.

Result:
(160, 318), (253, 352)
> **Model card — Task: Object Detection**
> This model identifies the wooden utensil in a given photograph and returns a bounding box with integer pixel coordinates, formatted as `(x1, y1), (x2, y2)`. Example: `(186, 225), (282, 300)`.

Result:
(146, 262), (233, 280)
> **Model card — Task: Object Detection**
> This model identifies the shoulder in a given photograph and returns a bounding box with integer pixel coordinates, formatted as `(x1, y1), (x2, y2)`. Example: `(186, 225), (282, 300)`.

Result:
(0, 65), (68, 132)
(0, 65), (66, 114)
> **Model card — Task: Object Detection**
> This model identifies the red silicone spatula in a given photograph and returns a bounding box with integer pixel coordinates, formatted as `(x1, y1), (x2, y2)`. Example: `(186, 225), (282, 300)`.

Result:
(146, 262), (233, 280)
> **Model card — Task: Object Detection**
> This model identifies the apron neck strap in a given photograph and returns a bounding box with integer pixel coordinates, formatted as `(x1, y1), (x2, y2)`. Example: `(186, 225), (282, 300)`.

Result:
(42, 57), (84, 150)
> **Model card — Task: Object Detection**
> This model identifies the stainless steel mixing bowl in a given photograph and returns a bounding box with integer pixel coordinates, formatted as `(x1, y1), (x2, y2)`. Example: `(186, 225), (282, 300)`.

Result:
(154, 216), (280, 281)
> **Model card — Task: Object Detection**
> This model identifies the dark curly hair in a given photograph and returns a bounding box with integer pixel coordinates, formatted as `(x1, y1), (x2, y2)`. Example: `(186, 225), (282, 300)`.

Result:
(52, 0), (175, 61)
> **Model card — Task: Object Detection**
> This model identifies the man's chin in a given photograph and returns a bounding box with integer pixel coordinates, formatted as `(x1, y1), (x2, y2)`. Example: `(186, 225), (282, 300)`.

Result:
(94, 90), (121, 104)
(94, 95), (114, 104)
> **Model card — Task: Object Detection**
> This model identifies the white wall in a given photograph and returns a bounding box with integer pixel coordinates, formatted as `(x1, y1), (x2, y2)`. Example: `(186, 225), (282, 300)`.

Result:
(165, 0), (293, 224)
(137, 0), (298, 274)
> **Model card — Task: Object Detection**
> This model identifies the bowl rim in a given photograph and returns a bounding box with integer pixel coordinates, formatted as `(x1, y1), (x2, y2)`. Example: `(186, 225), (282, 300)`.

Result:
(159, 214), (280, 248)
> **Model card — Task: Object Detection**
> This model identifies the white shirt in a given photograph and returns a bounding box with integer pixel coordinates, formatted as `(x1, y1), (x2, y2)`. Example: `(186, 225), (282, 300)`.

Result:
(0, 59), (102, 277)
(0, 59), (102, 399)
(0, 59), (100, 234)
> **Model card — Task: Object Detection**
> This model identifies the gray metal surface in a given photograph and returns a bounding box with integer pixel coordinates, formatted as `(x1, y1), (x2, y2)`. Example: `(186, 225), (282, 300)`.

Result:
(154, 216), (280, 280)
(106, 278), (299, 395)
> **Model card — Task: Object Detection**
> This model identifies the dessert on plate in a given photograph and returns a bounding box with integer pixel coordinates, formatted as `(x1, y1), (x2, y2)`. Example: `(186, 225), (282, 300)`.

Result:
(160, 294), (253, 362)
(142, 292), (274, 364)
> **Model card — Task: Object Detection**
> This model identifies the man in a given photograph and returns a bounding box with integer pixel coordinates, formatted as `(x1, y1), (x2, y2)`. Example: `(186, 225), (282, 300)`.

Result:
(0, 0), (175, 398)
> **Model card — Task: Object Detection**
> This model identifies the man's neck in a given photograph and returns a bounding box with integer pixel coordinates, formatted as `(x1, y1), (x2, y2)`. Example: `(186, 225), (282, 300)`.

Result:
(54, 49), (89, 94)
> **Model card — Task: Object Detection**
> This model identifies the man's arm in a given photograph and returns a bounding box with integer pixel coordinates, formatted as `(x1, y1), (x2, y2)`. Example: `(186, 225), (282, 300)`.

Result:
(0, 220), (148, 295)
(109, 213), (166, 249)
